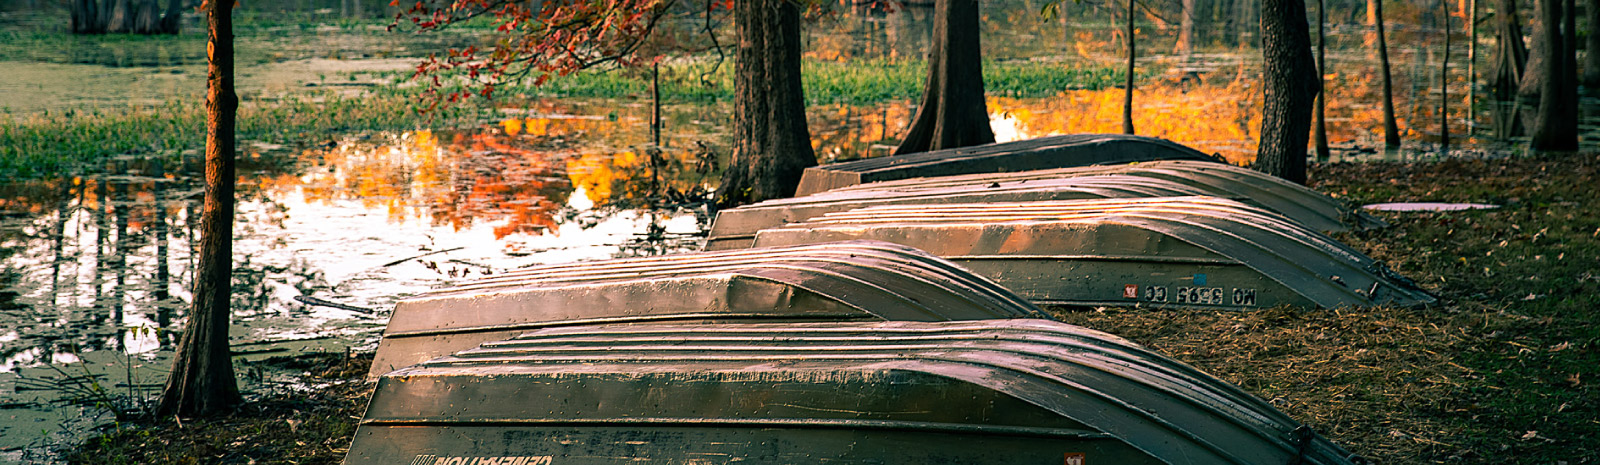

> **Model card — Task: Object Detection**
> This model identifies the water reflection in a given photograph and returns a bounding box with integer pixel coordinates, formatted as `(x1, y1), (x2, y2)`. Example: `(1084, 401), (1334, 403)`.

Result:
(0, 102), (716, 458)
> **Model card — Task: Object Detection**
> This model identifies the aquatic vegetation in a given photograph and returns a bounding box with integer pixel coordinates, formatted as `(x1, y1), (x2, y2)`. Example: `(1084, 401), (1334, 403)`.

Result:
(0, 95), (469, 180)
(387, 59), (1143, 106)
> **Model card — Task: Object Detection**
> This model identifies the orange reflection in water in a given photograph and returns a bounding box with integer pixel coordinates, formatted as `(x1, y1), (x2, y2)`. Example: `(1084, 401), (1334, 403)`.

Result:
(985, 77), (1262, 164)
(291, 126), (576, 240)
(983, 61), (1478, 165)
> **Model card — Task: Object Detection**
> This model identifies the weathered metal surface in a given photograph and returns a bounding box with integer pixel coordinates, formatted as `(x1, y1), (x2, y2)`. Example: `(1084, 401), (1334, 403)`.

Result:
(819, 160), (1386, 232)
(793, 133), (1220, 196)
(751, 197), (1436, 310)
(706, 174), (1213, 250)
(346, 319), (1364, 465)
(369, 241), (1047, 376)
(708, 161), (1381, 250)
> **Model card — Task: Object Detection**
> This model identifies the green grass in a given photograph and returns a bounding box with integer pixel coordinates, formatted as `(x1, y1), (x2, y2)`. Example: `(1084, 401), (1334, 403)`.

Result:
(0, 95), (468, 179)
(407, 58), (1143, 106)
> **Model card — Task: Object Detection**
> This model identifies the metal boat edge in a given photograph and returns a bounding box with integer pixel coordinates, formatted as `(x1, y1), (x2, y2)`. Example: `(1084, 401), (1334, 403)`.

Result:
(794, 133), (1220, 196)
(346, 319), (1363, 465)
(750, 197), (1435, 310)
(368, 240), (1050, 376)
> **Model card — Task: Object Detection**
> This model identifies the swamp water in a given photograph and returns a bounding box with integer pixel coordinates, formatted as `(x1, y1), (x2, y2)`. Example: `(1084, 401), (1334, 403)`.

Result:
(4, 0), (1600, 461)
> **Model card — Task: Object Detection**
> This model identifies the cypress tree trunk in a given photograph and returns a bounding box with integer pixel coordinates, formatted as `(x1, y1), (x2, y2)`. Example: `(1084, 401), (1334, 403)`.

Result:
(1489, 0), (1527, 99)
(156, 0), (243, 418)
(714, 1), (815, 210)
(1531, 0), (1579, 150)
(1177, 0), (1195, 57)
(1314, 0), (1330, 160)
(1257, 0), (1320, 184)
(1520, 0), (1550, 98)
(72, 0), (104, 33)
(1375, 0), (1401, 147)
(894, 0), (994, 155)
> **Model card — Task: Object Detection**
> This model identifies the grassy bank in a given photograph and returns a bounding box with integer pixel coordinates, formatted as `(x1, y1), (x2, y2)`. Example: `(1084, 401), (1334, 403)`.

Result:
(0, 95), (472, 179)
(58, 155), (1600, 464)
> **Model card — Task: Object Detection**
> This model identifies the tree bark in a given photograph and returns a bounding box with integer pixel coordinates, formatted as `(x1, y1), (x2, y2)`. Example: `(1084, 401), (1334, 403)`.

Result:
(1257, 0), (1320, 184)
(1313, 0), (1330, 161)
(1488, 0), (1527, 99)
(1520, 0), (1550, 98)
(894, 0), (994, 155)
(1375, 0), (1401, 147)
(713, 1), (816, 210)
(1123, 0), (1136, 134)
(156, 0), (243, 418)
(105, 0), (131, 33)
(1531, 0), (1579, 150)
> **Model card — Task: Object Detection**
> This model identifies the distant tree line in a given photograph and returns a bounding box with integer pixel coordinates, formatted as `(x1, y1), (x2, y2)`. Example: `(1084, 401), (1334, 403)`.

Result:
(72, 0), (185, 34)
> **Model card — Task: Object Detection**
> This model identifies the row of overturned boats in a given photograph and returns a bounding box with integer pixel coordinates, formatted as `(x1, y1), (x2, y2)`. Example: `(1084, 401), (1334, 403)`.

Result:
(345, 134), (1432, 465)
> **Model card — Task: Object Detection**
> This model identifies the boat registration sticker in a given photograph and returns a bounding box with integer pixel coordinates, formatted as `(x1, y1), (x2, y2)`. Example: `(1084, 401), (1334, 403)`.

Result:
(1123, 284), (1139, 299)
(1064, 452), (1086, 465)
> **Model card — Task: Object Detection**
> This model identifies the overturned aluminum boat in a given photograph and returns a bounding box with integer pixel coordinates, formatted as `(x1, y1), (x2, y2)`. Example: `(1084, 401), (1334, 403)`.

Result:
(814, 160), (1386, 232)
(369, 241), (1047, 375)
(708, 173), (1213, 250)
(751, 197), (1435, 310)
(708, 160), (1380, 250)
(346, 319), (1364, 465)
(794, 133), (1220, 196)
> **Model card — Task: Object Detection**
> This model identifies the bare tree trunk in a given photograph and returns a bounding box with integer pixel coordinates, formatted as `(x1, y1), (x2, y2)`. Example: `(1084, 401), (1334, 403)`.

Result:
(1489, 0), (1527, 99)
(1441, 4), (1452, 150)
(1124, 0), (1136, 134)
(1531, 0), (1580, 149)
(1375, 0), (1401, 147)
(1257, 0), (1320, 184)
(893, 0), (995, 154)
(713, 1), (816, 210)
(1585, 0), (1600, 86)
(1467, 0), (1477, 135)
(157, 0), (243, 418)
(1314, 0), (1330, 161)
(1177, 0), (1195, 57)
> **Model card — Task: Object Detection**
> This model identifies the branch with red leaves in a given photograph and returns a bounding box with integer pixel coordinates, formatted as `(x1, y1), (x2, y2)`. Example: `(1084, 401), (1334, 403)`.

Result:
(391, 0), (693, 111)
